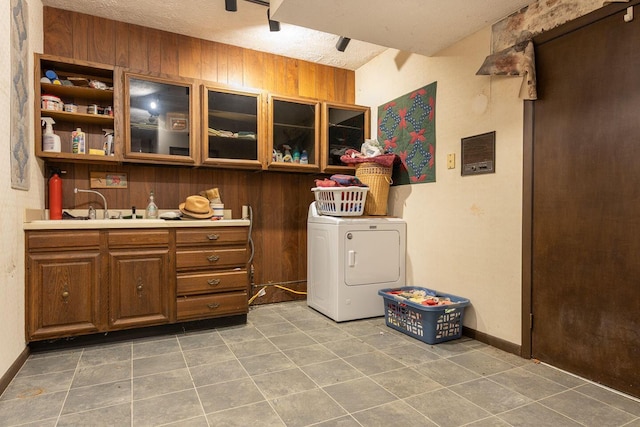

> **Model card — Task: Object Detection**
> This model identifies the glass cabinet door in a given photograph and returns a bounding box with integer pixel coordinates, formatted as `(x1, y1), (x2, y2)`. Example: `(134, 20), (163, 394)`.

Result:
(202, 85), (263, 169)
(321, 102), (370, 174)
(124, 72), (196, 164)
(268, 95), (320, 171)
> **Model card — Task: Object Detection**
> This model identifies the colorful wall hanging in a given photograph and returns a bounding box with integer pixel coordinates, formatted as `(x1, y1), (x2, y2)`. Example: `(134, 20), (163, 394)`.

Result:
(377, 82), (437, 185)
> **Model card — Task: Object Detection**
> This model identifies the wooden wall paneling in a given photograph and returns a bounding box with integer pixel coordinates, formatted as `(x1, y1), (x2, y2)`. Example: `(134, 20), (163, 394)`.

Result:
(178, 35), (202, 80)
(106, 165), (130, 212)
(146, 28), (163, 75)
(227, 45), (244, 86)
(316, 64), (336, 102)
(263, 174), (295, 280)
(260, 54), (277, 93)
(243, 50), (265, 90)
(281, 175), (303, 278)
(43, 7), (73, 57)
(114, 21), (129, 67)
(87, 15), (115, 65)
(127, 24), (149, 72)
(160, 32), (180, 76)
(175, 167), (194, 207)
(72, 12), (89, 61)
(216, 43), (229, 85)
(128, 164), (157, 212)
(298, 61), (317, 98)
(275, 57), (299, 97)
(333, 68), (348, 103)
(201, 40), (219, 83)
(344, 71), (356, 104)
(150, 166), (181, 211)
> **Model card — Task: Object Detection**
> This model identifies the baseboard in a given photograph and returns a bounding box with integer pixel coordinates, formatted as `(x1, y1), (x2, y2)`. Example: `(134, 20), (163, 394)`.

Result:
(463, 326), (523, 357)
(0, 347), (30, 396)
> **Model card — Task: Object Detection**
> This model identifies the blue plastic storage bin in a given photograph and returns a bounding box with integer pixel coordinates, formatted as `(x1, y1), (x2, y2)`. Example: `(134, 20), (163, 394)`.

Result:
(378, 287), (470, 345)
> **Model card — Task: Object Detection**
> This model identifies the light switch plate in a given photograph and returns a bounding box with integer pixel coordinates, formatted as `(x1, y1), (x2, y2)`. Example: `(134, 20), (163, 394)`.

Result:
(447, 153), (455, 169)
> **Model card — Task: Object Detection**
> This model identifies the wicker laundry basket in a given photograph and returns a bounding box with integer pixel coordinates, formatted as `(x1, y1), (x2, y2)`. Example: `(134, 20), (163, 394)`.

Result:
(355, 162), (393, 215)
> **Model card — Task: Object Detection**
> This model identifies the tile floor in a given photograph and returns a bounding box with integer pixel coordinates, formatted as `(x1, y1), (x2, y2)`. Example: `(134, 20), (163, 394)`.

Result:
(1, 301), (639, 427)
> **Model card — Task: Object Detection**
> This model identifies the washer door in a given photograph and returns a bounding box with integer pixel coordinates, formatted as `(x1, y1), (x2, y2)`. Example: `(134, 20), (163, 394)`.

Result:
(344, 229), (401, 286)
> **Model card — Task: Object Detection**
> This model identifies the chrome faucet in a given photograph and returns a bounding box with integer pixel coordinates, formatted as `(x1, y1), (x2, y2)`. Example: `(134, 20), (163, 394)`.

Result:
(74, 188), (109, 219)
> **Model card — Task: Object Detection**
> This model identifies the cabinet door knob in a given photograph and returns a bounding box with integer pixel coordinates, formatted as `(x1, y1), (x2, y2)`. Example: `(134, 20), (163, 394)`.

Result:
(207, 234), (219, 241)
(61, 290), (70, 299)
(207, 303), (220, 310)
(207, 278), (221, 286)
(207, 255), (220, 262)
(137, 284), (144, 291)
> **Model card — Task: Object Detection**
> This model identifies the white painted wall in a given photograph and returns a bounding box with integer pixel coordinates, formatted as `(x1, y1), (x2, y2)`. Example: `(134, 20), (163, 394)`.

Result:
(0, 0), (44, 377)
(356, 26), (524, 345)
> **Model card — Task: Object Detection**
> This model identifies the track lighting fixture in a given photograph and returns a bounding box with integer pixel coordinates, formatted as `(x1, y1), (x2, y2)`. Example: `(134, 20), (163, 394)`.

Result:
(225, 0), (237, 12)
(336, 36), (350, 52)
(267, 8), (280, 32)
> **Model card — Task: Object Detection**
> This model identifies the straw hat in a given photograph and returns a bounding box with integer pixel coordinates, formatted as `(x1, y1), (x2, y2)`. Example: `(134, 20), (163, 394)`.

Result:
(179, 195), (214, 219)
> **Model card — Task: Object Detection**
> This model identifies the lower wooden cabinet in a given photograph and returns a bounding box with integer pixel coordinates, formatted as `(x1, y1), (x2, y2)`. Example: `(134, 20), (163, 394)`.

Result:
(25, 226), (249, 342)
(26, 251), (102, 340)
(108, 249), (171, 329)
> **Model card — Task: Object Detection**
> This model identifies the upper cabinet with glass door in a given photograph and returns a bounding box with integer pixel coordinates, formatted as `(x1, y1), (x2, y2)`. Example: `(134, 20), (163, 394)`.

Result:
(124, 72), (197, 164)
(321, 102), (370, 174)
(268, 95), (320, 172)
(202, 85), (263, 169)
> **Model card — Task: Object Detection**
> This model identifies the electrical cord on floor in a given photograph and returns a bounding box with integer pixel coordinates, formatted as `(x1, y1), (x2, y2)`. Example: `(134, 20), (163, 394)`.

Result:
(248, 282), (307, 305)
(273, 285), (307, 295)
(248, 286), (267, 305)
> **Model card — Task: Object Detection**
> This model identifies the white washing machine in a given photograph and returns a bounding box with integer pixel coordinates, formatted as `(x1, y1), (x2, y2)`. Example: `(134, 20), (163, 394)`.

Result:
(307, 202), (406, 322)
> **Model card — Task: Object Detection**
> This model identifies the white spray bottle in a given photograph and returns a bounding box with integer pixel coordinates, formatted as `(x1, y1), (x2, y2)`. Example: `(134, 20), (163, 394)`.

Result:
(102, 129), (114, 156)
(41, 117), (61, 152)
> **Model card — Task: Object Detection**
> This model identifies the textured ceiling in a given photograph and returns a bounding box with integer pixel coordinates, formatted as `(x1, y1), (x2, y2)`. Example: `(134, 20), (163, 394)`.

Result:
(41, 0), (532, 70)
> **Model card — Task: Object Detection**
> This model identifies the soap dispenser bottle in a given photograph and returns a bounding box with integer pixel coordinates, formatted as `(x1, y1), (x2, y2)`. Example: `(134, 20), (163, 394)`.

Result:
(146, 191), (158, 219)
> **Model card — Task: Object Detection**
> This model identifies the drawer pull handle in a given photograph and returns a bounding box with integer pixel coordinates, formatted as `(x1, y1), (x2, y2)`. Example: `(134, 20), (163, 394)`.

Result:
(137, 284), (144, 291)
(207, 279), (221, 286)
(207, 234), (220, 241)
(207, 303), (220, 310)
(207, 255), (220, 262)
(136, 277), (144, 292)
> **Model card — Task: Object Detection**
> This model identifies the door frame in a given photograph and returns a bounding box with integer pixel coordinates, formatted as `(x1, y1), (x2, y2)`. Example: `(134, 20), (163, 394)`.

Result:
(521, 0), (640, 359)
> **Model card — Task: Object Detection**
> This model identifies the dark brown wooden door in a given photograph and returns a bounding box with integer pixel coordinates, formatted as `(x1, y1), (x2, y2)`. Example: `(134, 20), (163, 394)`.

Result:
(532, 5), (640, 397)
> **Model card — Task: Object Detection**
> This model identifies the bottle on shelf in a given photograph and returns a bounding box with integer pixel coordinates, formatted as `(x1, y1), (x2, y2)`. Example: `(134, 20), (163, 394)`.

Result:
(146, 191), (158, 219)
(72, 128), (86, 154)
(41, 117), (61, 152)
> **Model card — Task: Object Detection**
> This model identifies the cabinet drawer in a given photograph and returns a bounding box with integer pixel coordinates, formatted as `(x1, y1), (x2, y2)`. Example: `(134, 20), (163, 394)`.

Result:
(108, 230), (169, 248)
(177, 292), (247, 320)
(177, 270), (247, 295)
(27, 231), (100, 250)
(176, 227), (248, 246)
(176, 248), (247, 269)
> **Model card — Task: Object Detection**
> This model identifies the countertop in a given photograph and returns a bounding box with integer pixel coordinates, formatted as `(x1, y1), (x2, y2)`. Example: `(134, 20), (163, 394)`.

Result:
(23, 209), (250, 230)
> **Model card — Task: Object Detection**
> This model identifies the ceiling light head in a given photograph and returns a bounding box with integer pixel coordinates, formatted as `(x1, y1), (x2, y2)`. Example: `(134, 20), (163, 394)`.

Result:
(336, 37), (351, 52)
(267, 8), (280, 32)
(225, 0), (237, 12)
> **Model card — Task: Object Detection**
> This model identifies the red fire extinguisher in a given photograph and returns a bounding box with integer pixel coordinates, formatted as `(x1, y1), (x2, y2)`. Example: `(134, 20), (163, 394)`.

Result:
(49, 168), (62, 220)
